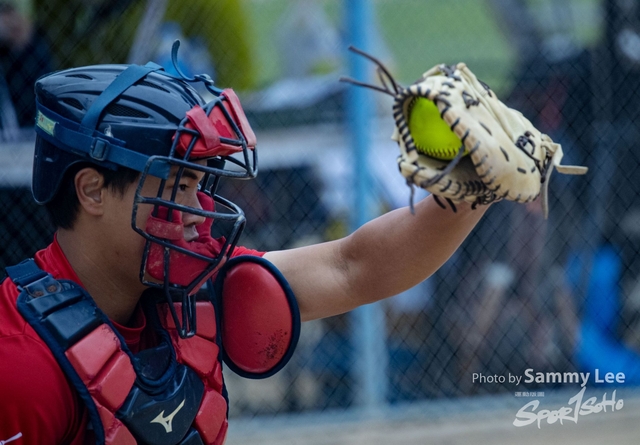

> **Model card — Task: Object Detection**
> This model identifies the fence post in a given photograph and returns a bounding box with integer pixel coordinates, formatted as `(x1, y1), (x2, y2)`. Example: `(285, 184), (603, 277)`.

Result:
(344, 0), (388, 410)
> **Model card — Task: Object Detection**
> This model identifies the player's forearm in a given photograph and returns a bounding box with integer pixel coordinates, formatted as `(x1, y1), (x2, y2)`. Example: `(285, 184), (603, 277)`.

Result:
(340, 195), (489, 307)
(265, 196), (489, 321)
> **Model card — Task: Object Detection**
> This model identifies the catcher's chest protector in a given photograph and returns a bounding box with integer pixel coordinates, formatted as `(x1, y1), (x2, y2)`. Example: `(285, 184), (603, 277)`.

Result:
(7, 256), (300, 445)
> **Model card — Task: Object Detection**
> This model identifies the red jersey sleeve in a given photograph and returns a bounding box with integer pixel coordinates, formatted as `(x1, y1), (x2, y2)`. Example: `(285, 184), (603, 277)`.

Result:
(230, 245), (265, 258)
(0, 334), (88, 445)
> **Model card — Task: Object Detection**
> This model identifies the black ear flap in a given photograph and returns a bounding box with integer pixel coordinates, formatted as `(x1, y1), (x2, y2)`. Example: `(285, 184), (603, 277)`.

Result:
(214, 255), (300, 379)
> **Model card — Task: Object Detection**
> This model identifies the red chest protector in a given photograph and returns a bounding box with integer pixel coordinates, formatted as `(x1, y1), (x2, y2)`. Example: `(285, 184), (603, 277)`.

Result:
(7, 256), (300, 445)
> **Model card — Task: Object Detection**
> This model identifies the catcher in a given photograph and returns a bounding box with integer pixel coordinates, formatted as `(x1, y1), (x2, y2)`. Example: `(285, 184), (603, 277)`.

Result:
(0, 45), (581, 445)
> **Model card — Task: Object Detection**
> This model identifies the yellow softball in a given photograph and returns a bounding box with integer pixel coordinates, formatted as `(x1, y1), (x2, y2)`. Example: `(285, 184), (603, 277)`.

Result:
(408, 97), (467, 161)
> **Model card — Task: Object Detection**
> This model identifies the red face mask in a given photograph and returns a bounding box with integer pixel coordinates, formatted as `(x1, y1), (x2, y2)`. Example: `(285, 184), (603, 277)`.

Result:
(175, 89), (257, 159)
(144, 191), (228, 293)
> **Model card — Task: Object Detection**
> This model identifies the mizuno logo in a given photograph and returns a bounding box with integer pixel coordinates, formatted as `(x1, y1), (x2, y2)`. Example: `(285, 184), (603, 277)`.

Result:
(150, 399), (186, 433)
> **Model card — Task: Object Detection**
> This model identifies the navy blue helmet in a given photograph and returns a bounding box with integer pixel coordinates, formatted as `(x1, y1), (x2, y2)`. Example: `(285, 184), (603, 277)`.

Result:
(33, 48), (257, 337)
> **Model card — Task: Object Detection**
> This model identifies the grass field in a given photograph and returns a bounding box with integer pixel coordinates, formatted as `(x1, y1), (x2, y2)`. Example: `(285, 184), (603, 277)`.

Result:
(246, 0), (602, 95)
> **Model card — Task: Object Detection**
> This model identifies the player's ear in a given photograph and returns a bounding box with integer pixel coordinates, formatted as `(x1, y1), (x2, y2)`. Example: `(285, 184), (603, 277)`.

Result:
(74, 167), (106, 217)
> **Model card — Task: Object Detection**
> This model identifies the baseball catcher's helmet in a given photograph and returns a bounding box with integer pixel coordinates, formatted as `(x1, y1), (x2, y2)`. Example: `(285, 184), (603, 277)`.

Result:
(33, 43), (257, 337)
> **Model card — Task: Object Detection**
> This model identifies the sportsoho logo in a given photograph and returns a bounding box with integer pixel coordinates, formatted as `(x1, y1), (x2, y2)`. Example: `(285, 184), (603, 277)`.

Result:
(511, 369), (626, 428)
(472, 368), (627, 428)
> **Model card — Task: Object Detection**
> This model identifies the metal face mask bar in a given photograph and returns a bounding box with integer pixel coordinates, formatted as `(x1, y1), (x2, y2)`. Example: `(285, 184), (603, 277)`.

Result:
(132, 156), (247, 338)
(173, 89), (258, 178)
(131, 85), (258, 338)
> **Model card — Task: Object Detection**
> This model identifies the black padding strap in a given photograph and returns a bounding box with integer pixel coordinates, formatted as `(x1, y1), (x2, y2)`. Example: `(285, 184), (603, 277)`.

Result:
(81, 63), (163, 131)
(5, 259), (47, 287)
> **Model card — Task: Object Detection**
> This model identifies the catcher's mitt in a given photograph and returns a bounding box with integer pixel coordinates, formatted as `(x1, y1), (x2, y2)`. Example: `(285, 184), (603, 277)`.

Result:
(341, 47), (587, 217)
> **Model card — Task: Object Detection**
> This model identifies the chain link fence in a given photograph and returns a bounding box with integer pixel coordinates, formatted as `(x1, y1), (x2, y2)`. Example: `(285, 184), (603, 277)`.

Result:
(2, 0), (640, 440)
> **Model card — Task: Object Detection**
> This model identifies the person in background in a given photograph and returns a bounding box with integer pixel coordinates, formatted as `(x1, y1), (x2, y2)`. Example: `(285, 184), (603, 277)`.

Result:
(0, 0), (53, 130)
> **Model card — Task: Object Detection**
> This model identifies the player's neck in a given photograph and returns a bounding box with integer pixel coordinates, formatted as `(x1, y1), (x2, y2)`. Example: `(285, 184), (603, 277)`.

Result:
(56, 229), (144, 326)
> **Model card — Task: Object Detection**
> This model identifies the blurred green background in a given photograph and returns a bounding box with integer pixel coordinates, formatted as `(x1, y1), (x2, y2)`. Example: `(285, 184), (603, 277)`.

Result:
(246, 0), (602, 95)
